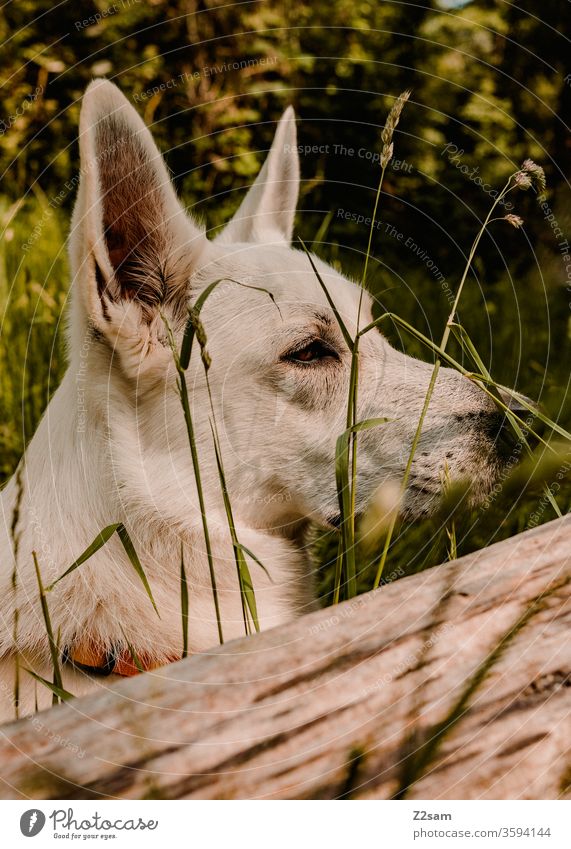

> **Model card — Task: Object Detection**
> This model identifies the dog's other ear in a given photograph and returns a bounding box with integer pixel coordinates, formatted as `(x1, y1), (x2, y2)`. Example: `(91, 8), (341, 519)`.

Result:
(217, 107), (300, 245)
(70, 79), (204, 357)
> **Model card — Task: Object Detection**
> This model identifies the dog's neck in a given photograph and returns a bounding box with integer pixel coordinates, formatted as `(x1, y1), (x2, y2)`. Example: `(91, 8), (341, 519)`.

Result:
(0, 364), (313, 662)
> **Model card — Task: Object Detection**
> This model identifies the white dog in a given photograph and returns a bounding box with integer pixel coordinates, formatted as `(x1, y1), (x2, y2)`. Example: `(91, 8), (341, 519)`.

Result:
(0, 80), (517, 720)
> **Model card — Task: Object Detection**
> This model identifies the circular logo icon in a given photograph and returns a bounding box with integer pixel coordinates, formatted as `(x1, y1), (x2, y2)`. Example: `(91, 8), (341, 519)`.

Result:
(20, 810), (46, 837)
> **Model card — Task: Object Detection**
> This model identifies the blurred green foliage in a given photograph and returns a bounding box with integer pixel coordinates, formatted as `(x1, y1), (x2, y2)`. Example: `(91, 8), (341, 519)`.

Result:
(1, 0), (570, 593)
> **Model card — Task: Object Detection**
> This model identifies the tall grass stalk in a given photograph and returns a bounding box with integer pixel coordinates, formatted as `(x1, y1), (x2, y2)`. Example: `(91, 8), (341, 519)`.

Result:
(442, 465), (458, 561)
(350, 91), (410, 596)
(23, 668), (74, 702)
(193, 307), (274, 634)
(180, 542), (189, 658)
(9, 462), (24, 719)
(47, 522), (160, 616)
(450, 322), (562, 518)
(300, 244), (358, 598)
(306, 149), (557, 593)
(32, 551), (63, 706)
(32, 525), (156, 693)
(118, 626), (145, 673)
(372, 164), (543, 587)
(360, 311), (558, 453)
(303, 91), (410, 602)
(164, 300), (224, 644)
(168, 278), (278, 637)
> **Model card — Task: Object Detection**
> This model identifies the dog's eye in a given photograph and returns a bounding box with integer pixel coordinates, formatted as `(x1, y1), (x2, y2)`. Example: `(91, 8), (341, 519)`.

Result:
(284, 340), (338, 364)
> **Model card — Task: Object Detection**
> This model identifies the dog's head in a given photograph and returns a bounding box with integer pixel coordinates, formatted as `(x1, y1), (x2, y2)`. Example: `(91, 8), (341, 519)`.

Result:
(69, 80), (516, 532)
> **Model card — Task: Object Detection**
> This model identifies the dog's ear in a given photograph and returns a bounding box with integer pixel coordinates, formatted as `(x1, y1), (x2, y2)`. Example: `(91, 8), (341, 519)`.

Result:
(70, 79), (204, 365)
(217, 107), (300, 245)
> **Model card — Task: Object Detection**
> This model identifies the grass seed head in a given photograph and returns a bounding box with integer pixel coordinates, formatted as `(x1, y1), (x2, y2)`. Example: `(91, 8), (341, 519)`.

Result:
(514, 159), (546, 191)
(380, 89), (411, 167)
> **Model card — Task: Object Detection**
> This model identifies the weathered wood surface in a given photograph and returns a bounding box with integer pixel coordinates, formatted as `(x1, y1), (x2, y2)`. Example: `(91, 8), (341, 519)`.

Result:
(1, 515), (570, 800)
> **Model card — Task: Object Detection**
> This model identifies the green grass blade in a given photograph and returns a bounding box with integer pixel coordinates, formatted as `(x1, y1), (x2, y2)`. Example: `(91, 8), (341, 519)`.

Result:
(46, 523), (121, 591)
(180, 279), (224, 368)
(332, 535), (344, 605)
(118, 626), (145, 673)
(172, 274), (280, 644)
(299, 238), (355, 352)
(311, 209), (334, 250)
(116, 523), (160, 618)
(235, 548), (259, 632)
(32, 551), (64, 703)
(348, 417), (392, 434)
(335, 429), (355, 599)
(450, 324), (562, 518)
(47, 523), (160, 617)
(209, 420), (261, 632)
(180, 541), (189, 659)
(180, 277), (282, 369)
(174, 366), (223, 643)
(336, 418), (392, 600)
(236, 543), (272, 582)
(23, 668), (74, 702)
(505, 392), (571, 442)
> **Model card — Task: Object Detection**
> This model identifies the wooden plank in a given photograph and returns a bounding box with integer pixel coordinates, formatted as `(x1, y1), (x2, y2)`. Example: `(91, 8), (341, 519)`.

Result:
(1, 515), (570, 800)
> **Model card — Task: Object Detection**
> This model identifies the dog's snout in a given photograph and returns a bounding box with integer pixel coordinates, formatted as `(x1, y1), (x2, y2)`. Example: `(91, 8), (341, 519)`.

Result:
(500, 390), (536, 417)
(486, 392), (537, 458)
(486, 410), (518, 458)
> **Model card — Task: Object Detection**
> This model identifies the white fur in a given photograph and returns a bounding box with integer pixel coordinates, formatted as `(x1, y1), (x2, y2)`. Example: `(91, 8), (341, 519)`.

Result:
(0, 80), (507, 721)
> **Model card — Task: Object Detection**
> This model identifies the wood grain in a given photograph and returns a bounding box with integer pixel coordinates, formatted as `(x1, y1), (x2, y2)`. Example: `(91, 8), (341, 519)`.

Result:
(1, 515), (570, 800)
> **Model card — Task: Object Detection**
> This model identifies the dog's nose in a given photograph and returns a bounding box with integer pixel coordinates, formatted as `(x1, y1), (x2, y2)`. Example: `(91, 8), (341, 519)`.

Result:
(491, 392), (538, 456)
(500, 390), (536, 418)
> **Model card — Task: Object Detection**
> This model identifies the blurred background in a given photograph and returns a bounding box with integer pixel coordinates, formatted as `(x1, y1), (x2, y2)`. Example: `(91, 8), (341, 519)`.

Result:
(1, 0), (570, 592)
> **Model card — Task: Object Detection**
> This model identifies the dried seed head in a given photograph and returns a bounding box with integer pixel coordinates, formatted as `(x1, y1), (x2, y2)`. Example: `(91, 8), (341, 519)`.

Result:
(380, 89), (411, 166)
(190, 308), (207, 349)
(380, 143), (394, 168)
(522, 158), (546, 189)
(189, 307), (211, 369)
(514, 171), (532, 190)
(504, 214), (524, 228)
